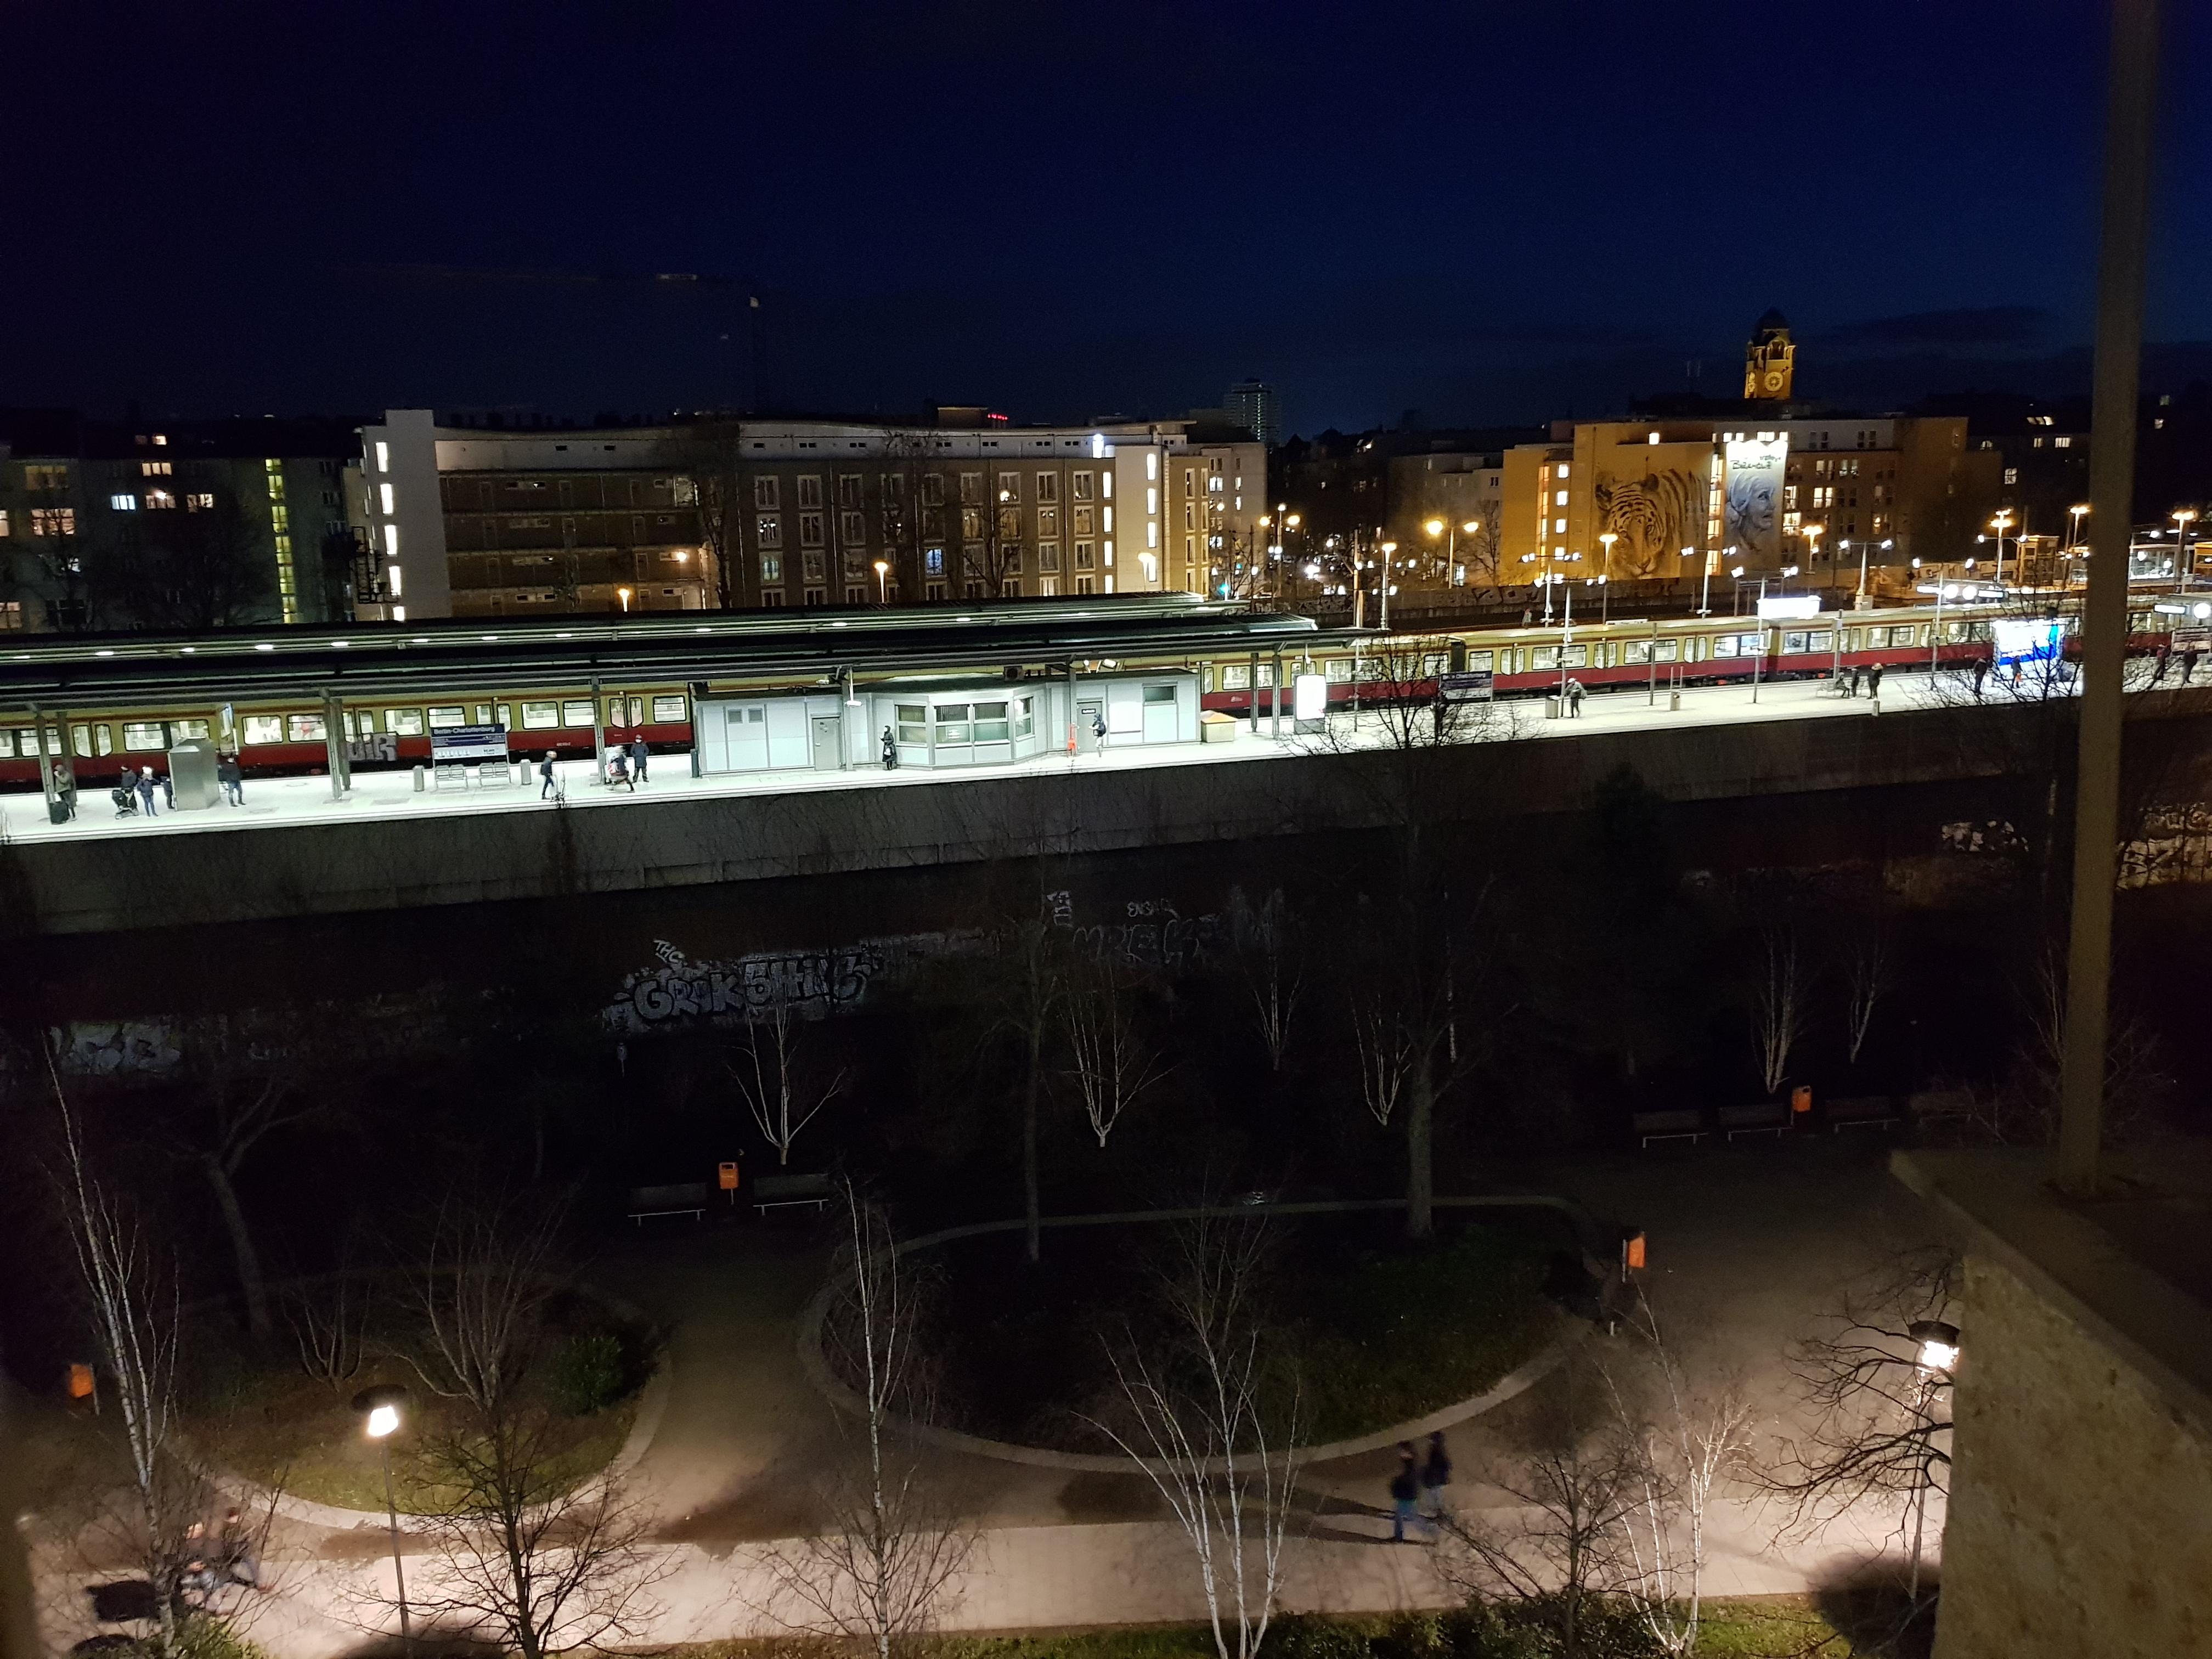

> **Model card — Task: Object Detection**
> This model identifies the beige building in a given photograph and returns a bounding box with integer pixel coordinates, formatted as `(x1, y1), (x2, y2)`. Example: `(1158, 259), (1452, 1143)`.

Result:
(356, 410), (1262, 619)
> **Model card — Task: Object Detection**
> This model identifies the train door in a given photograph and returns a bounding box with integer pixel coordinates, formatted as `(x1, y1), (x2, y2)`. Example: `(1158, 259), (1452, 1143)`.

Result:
(725, 704), (769, 770)
(1077, 699), (1104, 752)
(810, 716), (842, 771)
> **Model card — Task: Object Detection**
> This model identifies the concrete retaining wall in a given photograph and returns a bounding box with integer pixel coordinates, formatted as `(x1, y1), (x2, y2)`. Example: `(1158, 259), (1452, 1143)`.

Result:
(5, 695), (2203, 938)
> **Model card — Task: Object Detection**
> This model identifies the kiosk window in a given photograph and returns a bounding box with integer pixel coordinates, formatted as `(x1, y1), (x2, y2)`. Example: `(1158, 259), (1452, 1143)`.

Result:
(934, 704), (972, 742)
(1014, 696), (1035, 738)
(1144, 684), (1176, 703)
(974, 701), (1010, 741)
(896, 703), (927, 744)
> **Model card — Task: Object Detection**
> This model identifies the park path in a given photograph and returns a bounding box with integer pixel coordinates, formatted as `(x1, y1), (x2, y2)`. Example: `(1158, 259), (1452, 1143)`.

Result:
(32, 1142), (1948, 1656)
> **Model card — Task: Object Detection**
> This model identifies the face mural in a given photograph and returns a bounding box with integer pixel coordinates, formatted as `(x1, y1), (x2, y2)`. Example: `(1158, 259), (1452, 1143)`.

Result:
(1723, 437), (1789, 565)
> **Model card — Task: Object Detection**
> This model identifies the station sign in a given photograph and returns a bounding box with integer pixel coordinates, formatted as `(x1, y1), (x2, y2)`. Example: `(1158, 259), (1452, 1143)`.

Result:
(1439, 670), (1496, 702)
(430, 724), (510, 764)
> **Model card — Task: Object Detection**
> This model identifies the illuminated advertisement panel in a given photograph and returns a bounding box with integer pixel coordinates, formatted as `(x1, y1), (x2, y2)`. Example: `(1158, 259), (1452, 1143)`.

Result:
(1992, 617), (2065, 667)
(1722, 436), (1789, 565)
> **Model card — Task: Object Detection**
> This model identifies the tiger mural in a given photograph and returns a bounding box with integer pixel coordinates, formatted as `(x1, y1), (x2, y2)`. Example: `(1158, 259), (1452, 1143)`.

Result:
(1594, 469), (1708, 577)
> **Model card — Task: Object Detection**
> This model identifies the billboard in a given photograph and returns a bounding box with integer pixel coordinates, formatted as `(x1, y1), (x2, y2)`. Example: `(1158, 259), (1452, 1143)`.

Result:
(1723, 436), (1788, 566)
(1991, 618), (2064, 668)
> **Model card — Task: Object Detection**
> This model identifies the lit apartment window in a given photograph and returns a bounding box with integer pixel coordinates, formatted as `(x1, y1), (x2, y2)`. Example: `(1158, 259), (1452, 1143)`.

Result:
(383, 524), (400, 558)
(146, 490), (176, 510)
(140, 460), (171, 476)
(761, 555), (783, 583)
(1554, 518), (1566, 534)
(1555, 490), (1568, 506)
(998, 471), (1020, 501)
(375, 441), (390, 471)
(111, 494), (138, 511)
(757, 515), (782, 547)
(797, 475), (823, 509)
(31, 507), (74, 535)
(381, 482), (396, 514)
(1146, 452), (1158, 481)
(1556, 464), (1570, 478)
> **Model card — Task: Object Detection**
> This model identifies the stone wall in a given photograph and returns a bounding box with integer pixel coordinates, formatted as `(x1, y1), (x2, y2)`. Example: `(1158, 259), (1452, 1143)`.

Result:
(1936, 1250), (2212, 1657)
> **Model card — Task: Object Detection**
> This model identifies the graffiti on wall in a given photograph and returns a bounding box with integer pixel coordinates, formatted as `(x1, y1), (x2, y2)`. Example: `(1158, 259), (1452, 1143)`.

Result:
(605, 932), (985, 1032)
(58, 1022), (183, 1077)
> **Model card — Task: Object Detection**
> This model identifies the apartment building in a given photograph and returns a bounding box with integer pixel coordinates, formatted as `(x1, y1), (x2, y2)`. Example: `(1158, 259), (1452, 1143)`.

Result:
(357, 410), (1264, 620)
(0, 411), (358, 630)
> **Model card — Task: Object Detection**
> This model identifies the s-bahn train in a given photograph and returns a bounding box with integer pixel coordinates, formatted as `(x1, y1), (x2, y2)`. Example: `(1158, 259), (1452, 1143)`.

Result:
(0, 592), (2152, 791)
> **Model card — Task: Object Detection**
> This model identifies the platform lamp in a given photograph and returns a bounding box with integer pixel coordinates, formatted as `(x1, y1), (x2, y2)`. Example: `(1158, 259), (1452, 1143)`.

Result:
(353, 1384), (413, 1656)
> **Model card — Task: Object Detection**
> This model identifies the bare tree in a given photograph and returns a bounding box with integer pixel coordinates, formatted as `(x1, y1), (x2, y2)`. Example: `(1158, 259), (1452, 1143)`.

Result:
(760, 1183), (973, 1658)
(1311, 639), (1522, 753)
(1839, 923), (1890, 1067)
(659, 419), (744, 610)
(1749, 922), (1808, 1095)
(280, 1244), (368, 1392)
(84, 492), (272, 630)
(1223, 888), (1303, 1073)
(1602, 1292), (1755, 1657)
(167, 1014), (317, 1341)
(1760, 1246), (1960, 1599)
(405, 1190), (565, 1420)
(1059, 949), (1167, 1147)
(731, 1000), (847, 1166)
(989, 908), (1063, 1263)
(407, 1410), (667, 1659)
(50, 1060), (200, 1659)
(1438, 1355), (1640, 1659)
(1088, 1212), (1301, 1659)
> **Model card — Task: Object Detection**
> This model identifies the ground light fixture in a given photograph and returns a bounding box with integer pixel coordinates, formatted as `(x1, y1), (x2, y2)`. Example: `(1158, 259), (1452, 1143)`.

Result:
(353, 1384), (413, 1655)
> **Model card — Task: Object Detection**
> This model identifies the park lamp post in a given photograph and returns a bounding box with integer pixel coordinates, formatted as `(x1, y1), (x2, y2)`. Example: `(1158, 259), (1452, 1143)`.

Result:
(354, 1384), (413, 1657)
(1989, 509), (2016, 587)
(1904, 1319), (1960, 1598)
(873, 558), (890, 605)
(2175, 509), (2198, 592)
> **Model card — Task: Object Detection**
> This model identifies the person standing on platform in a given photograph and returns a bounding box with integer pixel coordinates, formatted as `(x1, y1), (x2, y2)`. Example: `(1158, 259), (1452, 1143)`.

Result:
(630, 735), (650, 783)
(540, 751), (560, 799)
(218, 753), (244, 805)
(137, 765), (159, 816)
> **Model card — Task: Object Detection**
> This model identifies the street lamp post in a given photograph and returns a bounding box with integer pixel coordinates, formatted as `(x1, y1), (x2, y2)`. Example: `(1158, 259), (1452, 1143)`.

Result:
(2174, 509), (2198, 592)
(616, 585), (633, 613)
(1905, 1320), (1961, 1600)
(873, 558), (890, 605)
(1378, 539), (1397, 630)
(1802, 521), (1825, 585)
(354, 1385), (413, 1657)
(1598, 532), (1617, 623)
(1989, 510), (2016, 587)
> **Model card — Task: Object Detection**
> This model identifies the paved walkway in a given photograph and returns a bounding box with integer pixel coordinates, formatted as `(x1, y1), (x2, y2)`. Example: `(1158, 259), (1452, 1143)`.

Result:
(3, 669), (1978, 849)
(29, 1144), (1950, 1655)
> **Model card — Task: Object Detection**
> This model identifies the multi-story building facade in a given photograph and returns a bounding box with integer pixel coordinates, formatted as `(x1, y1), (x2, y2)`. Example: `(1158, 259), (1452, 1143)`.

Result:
(0, 411), (358, 630)
(356, 410), (1265, 620)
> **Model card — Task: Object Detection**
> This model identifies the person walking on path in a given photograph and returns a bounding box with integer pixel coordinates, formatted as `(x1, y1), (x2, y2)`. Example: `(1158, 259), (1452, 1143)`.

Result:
(629, 735), (650, 782)
(2185, 647), (2200, 687)
(1389, 1443), (1424, 1542)
(1842, 665), (1859, 698)
(1418, 1431), (1453, 1519)
(539, 751), (560, 800)
(1091, 709), (1109, 747)
(136, 765), (158, 816)
(1971, 659), (1989, 698)
(218, 753), (244, 805)
(217, 1507), (261, 1590)
(2149, 644), (2171, 686)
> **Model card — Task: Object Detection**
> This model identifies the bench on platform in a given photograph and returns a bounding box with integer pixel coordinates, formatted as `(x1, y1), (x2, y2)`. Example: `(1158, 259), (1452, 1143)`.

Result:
(1632, 1108), (1706, 1147)
(1718, 1103), (1790, 1140)
(754, 1172), (833, 1214)
(627, 1182), (708, 1225)
(1827, 1094), (1901, 1132)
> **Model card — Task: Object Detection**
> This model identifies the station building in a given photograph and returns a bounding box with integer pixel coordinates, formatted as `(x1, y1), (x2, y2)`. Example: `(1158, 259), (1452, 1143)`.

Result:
(356, 409), (1266, 623)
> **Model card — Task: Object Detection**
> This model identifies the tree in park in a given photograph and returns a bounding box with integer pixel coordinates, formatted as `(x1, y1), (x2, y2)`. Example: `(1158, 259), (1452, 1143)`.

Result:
(731, 998), (848, 1166)
(1057, 944), (1167, 1148)
(759, 1182), (973, 1658)
(1223, 887), (1304, 1073)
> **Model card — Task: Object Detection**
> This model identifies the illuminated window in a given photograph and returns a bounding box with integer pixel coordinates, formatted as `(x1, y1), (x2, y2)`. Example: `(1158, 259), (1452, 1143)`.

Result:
(31, 507), (74, 535)
(1556, 464), (1569, 478)
(380, 482), (396, 514)
(1555, 490), (1568, 506)
(186, 493), (213, 510)
(146, 489), (176, 510)
(140, 460), (171, 476)
(1036, 472), (1057, 503)
(111, 494), (138, 511)
(1554, 518), (1566, 534)
(761, 554), (782, 583)
(756, 515), (782, 547)
(375, 441), (390, 471)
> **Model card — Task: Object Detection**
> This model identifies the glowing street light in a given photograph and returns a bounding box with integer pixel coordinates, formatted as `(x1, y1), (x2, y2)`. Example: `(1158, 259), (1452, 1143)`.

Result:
(353, 1384), (413, 1655)
(616, 585), (633, 613)
(1909, 1319), (1961, 1376)
(1988, 509), (2015, 586)
(873, 558), (890, 605)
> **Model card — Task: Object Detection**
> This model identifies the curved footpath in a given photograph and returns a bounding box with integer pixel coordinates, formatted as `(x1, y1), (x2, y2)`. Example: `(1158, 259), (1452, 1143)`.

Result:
(31, 1150), (1946, 1657)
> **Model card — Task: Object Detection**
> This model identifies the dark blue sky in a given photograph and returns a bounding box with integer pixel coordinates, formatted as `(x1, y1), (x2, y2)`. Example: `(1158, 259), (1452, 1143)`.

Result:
(8, 1), (2207, 435)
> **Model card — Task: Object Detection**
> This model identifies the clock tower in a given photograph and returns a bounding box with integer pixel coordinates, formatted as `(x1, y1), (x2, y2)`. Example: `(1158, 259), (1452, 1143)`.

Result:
(1744, 308), (1796, 402)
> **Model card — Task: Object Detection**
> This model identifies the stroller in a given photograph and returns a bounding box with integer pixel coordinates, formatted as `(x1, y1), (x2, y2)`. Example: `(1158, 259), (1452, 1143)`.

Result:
(111, 784), (140, 818)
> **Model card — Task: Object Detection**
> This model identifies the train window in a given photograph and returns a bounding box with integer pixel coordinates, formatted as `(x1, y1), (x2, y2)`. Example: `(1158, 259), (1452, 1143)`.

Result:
(651, 695), (687, 724)
(1809, 631), (1834, 653)
(974, 702), (1011, 741)
(122, 721), (166, 751)
(1014, 695), (1035, 738)
(1423, 653), (1448, 677)
(1890, 626), (1917, 648)
(498, 704), (515, 729)
(1784, 631), (1809, 654)
(353, 709), (378, 735)
(521, 702), (560, 730)
(287, 714), (328, 743)
(427, 706), (467, 729)
(94, 725), (113, 756)
(1255, 664), (1276, 687)
(935, 704), (973, 742)
(606, 697), (643, 726)
(475, 704), (494, 725)
(173, 719), (210, 741)
(1626, 642), (1651, 665)
(1325, 659), (1351, 683)
(71, 725), (92, 759)
(1533, 647), (1558, 671)
(896, 703), (927, 744)
(1222, 665), (1250, 690)
(241, 715), (284, 745)
(561, 700), (594, 727)
(387, 708), (426, 736)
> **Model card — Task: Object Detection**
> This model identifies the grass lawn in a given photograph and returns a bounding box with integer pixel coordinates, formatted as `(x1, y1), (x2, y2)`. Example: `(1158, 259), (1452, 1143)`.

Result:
(920, 1210), (1558, 1451)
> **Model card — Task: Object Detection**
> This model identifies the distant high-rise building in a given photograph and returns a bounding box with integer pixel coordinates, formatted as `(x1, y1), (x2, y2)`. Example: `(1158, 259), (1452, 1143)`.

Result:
(1224, 380), (1280, 448)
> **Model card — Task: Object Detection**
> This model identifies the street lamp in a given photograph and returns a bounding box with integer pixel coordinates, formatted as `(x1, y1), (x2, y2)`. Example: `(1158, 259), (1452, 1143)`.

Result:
(1989, 510), (2016, 586)
(1378, 540), (1398, 630)
(872, 558), (890, 605)
(1903, 1319), (1960, 1598)
(616, 585), (633, 613)
(2174, 509), (2198, 592)
(354, 1384), (413, 1656)
(1802, 521), (1825, 576)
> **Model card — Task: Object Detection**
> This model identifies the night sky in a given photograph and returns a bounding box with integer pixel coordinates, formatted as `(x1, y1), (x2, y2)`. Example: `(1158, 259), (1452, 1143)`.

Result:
(9, 1), (2208, 435)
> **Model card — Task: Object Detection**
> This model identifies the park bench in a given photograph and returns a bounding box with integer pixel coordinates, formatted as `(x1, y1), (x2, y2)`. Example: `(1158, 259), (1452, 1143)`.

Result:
(1908, 1088), (1975, 1128)
(1632, 1108), (1706, 1147)
(1718, 1103), (1790, 1141)
(625, 1182), (708, 1225)
(1826, 1094), (1901, 1133)
(753, 1172), (833, 1215)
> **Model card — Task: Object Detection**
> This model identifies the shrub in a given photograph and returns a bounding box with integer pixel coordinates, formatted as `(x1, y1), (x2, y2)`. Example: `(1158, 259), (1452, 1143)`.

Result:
(546, 1330), (628, 1415)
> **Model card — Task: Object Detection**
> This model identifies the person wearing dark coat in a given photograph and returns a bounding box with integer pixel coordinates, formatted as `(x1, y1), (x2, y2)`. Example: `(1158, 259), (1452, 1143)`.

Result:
(1971, 659), (1989, 698)
(1867, 663), (1885, 697)
(539, 751), (560, 799)
(218, 753), (244, 806)
(881, 727), (899, 770)
(1419, 1431), (1453, 1517)
(1389, 1443), (1424, 1541)
(1843, 665), (1859, 698)
(629, 735), (650, 782)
